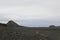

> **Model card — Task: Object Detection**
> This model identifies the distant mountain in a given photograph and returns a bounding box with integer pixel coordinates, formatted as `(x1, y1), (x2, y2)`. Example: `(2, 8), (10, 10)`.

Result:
(0, 20), (60, 30)
(7, 20), (23, 27)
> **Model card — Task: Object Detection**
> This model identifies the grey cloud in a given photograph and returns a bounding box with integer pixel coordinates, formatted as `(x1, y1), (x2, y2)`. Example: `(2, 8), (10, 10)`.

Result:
(0, 0), (60, 27)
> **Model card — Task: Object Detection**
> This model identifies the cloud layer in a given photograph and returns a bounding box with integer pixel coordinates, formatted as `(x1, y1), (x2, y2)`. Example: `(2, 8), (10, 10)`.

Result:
(0, 0), (60, 27)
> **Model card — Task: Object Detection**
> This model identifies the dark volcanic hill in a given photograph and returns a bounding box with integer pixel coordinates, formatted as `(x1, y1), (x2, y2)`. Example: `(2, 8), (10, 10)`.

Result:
(7, 20), (23, 27)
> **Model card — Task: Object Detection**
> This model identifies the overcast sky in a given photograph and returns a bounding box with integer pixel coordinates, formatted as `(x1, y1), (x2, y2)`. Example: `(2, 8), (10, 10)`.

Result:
(0, 0), (60, 27)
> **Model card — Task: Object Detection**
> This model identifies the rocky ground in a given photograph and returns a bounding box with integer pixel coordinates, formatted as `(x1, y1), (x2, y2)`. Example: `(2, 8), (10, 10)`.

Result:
(0, 26), (48, 40)
(0, 21), (60, 40)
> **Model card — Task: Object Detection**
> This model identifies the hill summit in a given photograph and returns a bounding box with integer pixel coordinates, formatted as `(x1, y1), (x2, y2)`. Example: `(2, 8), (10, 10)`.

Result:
(7, 20), (20, 27)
